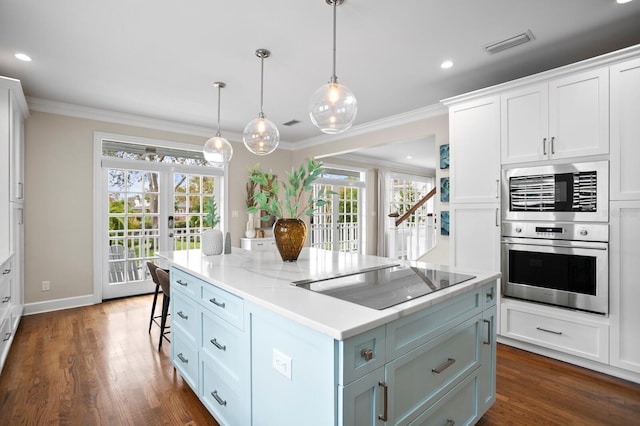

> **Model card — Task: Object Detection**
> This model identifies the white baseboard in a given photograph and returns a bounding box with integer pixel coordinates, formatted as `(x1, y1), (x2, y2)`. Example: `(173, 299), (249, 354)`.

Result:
(24, 294), (100, 315)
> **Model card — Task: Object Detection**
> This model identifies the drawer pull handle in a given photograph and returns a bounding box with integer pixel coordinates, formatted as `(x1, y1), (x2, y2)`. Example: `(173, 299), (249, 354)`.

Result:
(360, 348), (373, 361)
(176, 279), (188, 287)
(432, 358), (456, 374)
(211, 390), (227, 406)
(377, 381), (388, 421)
(2, 269), (10, 275)
(551, 136), (556, 154)
(486, 286), (495, 301)
(536, 326), (562, 335)
(177, 311), (188, 320)
(543, 137), (547, 155)
(211, 338), (227, 351)
(209, 298), (226, 308)
(3, 332), (11, 342)
(177, 353), (189, 364)
(2, 296), (10, 303)
(446, 419), (455, 426)
(483, 319), (491, 345)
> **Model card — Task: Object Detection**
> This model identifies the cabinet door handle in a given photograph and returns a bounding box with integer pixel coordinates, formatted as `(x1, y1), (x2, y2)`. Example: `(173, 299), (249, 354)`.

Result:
(432, 358), (456, 374)
(211, 390), (227, 406)
(2, 296), (10, 303)
(210, 338), (227, 351)
(446, 420), (455, 426)
(551, 136), (556, 154)
(18, 182), (24, 200)
(483, 319), (492, 345)
(360, 348), (373, 361)
(177, 353), (189, 364)
(18, 208), (24, 225)
(543, 137), (547, 155)
(536, 326), (562, 335)
(486, 286), (495, 301)
(2, 269), (10, 275)
(3, 332), (11, 342)
(176, 279), (188, 287)
(377, 381), (388, 422)
(495, 208), (500, 227)
(209, 298), (226, 308)
(495, 179), (500, 199)
(177, 311), (188, 320)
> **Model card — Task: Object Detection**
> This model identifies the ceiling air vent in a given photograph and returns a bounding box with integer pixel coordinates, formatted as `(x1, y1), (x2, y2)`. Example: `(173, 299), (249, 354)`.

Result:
(484, 30), (535, 55)
(283, 119), (301, 126)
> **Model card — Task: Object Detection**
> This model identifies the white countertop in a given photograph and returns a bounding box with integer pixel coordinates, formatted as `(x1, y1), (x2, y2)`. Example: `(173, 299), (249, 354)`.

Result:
(159, 248), (500, 340)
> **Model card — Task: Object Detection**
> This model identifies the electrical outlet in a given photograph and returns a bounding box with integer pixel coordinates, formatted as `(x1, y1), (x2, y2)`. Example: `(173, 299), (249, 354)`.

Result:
(272, 348), (292, 380)
(42, 280), (50, 291)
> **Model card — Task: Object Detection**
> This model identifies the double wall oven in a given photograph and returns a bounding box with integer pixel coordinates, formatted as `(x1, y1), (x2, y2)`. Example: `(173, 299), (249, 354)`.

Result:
(501, 161), (609, 315)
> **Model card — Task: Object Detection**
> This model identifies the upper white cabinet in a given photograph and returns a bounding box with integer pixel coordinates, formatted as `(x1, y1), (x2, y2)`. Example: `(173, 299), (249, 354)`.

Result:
(449, 96), (501, 204)
(501, 68), (609, 164)
(9, 90), (25, 203)
(610, 57), (640, 200)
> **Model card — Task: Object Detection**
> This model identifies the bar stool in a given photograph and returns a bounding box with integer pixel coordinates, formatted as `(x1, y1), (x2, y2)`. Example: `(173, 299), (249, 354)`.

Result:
(155, 268), (171, 350)
(146, 262), (169, 334)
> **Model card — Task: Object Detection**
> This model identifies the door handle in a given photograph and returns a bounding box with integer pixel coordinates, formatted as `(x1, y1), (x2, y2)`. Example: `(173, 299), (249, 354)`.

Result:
(483, 319), (492, 345)
(495, 179), (500, 199)
(495, 208), (500, 227)
(543, 137), (547, 155)
(551, 136), (556, 154)
(377, 381), (388, 421)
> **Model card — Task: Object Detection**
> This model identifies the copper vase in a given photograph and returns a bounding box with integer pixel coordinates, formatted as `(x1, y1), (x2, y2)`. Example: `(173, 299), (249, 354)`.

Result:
(273, 218), (307, 262)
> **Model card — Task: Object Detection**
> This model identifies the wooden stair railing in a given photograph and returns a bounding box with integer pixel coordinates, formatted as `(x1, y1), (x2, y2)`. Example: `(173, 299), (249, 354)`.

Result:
(393, 187), (437, 227)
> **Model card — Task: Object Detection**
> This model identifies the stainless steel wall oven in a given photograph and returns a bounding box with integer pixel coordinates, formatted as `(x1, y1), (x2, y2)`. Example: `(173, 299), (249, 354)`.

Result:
(501, 222), (608, 315)
(502, 161), (609, 222)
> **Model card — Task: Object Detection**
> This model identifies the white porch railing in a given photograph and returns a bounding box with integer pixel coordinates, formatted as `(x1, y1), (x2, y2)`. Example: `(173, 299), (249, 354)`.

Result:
(386, 216), (436, 261)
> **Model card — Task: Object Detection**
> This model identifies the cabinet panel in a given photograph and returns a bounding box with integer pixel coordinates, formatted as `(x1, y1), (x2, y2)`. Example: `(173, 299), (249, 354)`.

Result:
(201, 282), (244, 330)
(610, 58), (640, 200)
(501, 84), (549, 164)
(500, 300), (609, 363)
(9, 91), (24, 203)
(339, 367), (385, 426)
(449, 96), (501, 203)
(241, 237), (276, 251)
(172, 290), (199, 343)
(200, 352), (248, 426)
(450, 204), (500, 273)
(339, 325), (386, 386)
(386, 315), (481, 426)
(170, 267), (201, 299)
(549, 68), (609, 160)
(171, 330), (199, 391)
(478, 305), (497, 416)
(201, 307), (245, 382)
(0, 264), (10, 322)
(610, 201), (640, 373)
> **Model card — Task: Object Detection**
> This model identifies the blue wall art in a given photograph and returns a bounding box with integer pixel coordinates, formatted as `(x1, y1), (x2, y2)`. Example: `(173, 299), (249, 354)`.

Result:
(441, 211), (450, 236)
(439, 144), (449, 169)
(440, 177), (450, 203)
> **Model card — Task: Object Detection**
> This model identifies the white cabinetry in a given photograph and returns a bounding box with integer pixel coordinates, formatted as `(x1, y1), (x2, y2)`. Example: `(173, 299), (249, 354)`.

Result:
(240, 237), (276, 251)
(610, 201), (640, 374)
(450, 204), (500, 273)
(610, 57), (640, 200)
(449, 96), (501, 204)
(501, 68), (609, 164)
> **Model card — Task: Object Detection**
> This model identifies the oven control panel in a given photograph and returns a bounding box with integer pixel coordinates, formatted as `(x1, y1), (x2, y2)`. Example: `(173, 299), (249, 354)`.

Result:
(502, 221), (608, 242)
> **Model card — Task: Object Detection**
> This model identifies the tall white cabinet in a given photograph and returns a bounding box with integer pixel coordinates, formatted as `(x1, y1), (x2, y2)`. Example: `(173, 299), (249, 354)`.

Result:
(0, 76), (28, 374)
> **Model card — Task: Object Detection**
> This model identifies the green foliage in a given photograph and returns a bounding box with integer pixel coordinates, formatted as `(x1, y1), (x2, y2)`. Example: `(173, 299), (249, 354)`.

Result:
(247, 158), (335, 221)
(204, 196), (220, 228)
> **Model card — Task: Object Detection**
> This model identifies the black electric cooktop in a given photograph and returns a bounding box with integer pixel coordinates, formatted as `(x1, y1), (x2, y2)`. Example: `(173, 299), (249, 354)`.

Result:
(292, 264), (476, 310)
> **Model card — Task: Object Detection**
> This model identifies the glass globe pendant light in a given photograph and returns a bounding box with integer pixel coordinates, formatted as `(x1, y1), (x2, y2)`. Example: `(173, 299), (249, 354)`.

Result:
(309, 0), (357, 134)
(203, 82), (234, 164)
(243, 49), (279, 156)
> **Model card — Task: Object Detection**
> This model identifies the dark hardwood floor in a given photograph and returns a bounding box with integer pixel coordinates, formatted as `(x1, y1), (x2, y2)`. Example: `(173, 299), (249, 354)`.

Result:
(1, 295), (639, 425)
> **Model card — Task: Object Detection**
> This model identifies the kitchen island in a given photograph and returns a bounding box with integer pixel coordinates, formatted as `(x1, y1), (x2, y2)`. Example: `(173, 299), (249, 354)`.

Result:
(159, 248), (499, 426)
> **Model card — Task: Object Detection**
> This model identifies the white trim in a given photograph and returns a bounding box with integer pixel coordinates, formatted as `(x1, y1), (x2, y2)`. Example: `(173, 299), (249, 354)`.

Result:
(335, 153), (436, 177)
(295, 104), (447, 149)
(27, 97), (297, 150)
(24, 294), (99, 315)
(442, 43), (640, 106)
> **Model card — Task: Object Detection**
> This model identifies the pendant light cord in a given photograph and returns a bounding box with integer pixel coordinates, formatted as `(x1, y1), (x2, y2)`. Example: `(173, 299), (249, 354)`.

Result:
(259, 55), (265, 118)
(216, 85), (222, 136)
(331, 0), (338, 83)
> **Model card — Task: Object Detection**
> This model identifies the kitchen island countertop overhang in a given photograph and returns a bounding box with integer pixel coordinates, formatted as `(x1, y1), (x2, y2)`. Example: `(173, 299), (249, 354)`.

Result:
(158, 247), (501, 340)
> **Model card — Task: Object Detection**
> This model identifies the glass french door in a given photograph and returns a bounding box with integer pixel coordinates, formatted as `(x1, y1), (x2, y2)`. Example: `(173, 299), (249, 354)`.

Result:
(102, 167), (219, 299)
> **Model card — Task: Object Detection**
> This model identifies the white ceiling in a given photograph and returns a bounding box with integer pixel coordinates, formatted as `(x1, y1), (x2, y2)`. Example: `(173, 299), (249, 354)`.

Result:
(2, 0), (640, 146)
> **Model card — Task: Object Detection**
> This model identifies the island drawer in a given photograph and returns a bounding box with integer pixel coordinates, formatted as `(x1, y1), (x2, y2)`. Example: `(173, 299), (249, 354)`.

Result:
(408, 371), (478, 426)
(201, 284), (244, 330)
(386, 288), (482, 360)
(171, 267), (201, 299)
(172, 331), (198, 392)
(201, 353), (247, 426)
(387, 315), (481, 425)
(339, 325), (386, 385)
(201, 308), (245, 379)
(0, 271), (10, 321)
(172, 291), (199, 343)
(482, 281), (497, 309)
(500, 300), (609, 363)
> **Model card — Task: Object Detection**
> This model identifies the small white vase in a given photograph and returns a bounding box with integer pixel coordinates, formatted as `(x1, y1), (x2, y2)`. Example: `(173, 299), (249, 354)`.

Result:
(202, 229), (224, 255)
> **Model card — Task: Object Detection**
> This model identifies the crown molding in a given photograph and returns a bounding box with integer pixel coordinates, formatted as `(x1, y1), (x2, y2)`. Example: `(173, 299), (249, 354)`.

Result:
(336, 152), (436, 177)
(293, 103), (447, 150)
(26, 96), (298, 150)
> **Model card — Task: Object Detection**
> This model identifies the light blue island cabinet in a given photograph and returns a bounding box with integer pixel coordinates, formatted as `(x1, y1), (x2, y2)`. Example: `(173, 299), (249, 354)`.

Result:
(161, 248), (499, 426)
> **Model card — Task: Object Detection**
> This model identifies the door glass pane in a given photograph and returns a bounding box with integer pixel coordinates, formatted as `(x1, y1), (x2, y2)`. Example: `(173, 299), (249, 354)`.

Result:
(173, 173), (217, 251)
(107, 168), (159, 284)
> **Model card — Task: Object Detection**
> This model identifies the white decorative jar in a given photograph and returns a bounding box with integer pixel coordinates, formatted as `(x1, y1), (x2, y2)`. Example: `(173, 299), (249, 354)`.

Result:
(202, 229), (224, 255)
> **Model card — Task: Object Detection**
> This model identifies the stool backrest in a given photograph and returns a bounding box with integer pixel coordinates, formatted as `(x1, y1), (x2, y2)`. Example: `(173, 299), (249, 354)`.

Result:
(155, 268), (170, 295)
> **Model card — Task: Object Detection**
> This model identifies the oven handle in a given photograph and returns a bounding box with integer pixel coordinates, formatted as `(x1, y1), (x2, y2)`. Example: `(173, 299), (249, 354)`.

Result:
(501, 239), (608, 251)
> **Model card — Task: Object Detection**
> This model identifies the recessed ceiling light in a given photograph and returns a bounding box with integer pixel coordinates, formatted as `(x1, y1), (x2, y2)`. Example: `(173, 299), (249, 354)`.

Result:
(441, 60), (454, 69)
(406, 155), (413, 160)
(616, 0), (632, 4)
(14, 53), (32, 62)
